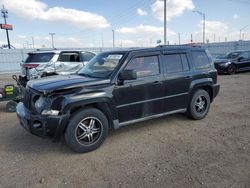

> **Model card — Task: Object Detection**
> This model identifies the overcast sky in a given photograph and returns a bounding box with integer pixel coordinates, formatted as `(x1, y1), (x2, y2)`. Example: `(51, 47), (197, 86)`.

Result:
(0, 0), (249, 48)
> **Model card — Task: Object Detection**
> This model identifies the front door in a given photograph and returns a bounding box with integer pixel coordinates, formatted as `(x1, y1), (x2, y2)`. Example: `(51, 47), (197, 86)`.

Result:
(113, 53), (165, 123)
(237, 51), (250, 71)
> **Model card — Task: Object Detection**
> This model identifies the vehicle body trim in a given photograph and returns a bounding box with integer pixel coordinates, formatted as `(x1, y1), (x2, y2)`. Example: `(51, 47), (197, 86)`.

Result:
(116, 92), (188, 108)
(118, 108), (186, 127)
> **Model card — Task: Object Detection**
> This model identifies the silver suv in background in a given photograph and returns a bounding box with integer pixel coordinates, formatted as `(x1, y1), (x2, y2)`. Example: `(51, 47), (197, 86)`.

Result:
(21, 50), (96, 80)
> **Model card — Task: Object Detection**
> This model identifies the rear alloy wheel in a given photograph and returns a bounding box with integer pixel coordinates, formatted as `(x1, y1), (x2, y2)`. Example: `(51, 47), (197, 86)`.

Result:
(65, 108), (108, 153)
(227, 64), (236, 75)
(187, 89), (210, 120)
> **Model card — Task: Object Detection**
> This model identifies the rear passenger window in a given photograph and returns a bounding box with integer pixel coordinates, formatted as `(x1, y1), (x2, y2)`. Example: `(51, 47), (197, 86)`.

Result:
(164, 54), (190, 73)
(191, 51), (210, 69)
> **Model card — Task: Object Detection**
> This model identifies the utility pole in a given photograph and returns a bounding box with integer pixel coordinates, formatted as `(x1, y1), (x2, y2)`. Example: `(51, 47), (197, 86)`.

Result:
(178, 32), (180, 45)
(164, 0), (168, 45)
(101, 32), (104, 49)
(1, 5), (11, 49)
(49, 33), (55, 48)
(191, 33), (193, 43)
(32, 36), (35, 48)
(193, 10), (205, 44)
(239, 25), (249, 40)
(112, 29), (115, 48)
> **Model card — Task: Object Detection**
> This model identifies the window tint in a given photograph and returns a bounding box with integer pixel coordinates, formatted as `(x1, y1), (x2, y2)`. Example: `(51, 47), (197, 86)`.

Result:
(81, 52), (95, 61)
(240, 52), (249, 59)
(191, 51), (210, 69)
(25, 53), (54, 63)
(126, 55), (159, 77)
(59, 52), (80, 62)
(164, 53), (190, 73)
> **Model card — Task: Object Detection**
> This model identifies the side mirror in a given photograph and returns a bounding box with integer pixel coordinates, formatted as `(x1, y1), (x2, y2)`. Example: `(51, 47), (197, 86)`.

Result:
(119, 69), (137, 80)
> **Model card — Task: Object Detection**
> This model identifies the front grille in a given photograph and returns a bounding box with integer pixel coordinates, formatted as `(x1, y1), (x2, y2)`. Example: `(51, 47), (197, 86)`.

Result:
(23, 88), (31, 109)
(23, 87), (41, 113)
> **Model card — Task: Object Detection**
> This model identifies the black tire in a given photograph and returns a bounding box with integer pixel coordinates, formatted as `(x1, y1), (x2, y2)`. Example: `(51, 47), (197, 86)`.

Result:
(6, 101), (18, 112)
(187, 89), (210, 120)
(227, 64), (236, 75)
(65, 108), (109, 153)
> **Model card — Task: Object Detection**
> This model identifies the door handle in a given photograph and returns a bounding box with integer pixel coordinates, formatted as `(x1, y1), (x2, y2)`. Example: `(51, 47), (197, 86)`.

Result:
(185, 76), (192, 80)
(153, 81), (162, 85)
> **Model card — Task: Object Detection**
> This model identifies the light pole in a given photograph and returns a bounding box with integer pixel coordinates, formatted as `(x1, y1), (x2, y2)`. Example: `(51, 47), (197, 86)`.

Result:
(112, 29), (115, 48)
(49, 33), (55, 48)
(164, 0), (168, 45)
(239, 25), (249, 40)
(193, 10), (205, 44)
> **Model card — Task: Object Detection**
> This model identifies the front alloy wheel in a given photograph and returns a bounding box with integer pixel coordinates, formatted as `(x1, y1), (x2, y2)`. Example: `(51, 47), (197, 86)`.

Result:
(227, 64), (236, 75)
(65, 108), (109, 153)
(75, 117), (102, 146)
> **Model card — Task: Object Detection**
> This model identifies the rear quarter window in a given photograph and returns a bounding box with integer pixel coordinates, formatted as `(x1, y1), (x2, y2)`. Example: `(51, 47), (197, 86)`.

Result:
(25, 53), (54, 63)
(191, 51), (211, 69)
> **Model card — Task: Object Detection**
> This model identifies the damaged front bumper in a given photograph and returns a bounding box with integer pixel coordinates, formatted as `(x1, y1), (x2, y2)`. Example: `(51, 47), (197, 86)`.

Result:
(16, 102), (69, 140)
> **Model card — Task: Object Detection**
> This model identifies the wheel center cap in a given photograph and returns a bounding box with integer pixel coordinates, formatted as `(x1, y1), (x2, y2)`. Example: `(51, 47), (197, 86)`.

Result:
(86, 129), (91, 134)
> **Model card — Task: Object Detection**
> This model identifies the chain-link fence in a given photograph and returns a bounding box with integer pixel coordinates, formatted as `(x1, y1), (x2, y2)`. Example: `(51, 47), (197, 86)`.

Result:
(0, 41), (250, 74)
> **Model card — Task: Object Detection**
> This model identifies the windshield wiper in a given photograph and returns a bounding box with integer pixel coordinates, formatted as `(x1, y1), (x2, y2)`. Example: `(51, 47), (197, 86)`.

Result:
(78, 73), (93, 78)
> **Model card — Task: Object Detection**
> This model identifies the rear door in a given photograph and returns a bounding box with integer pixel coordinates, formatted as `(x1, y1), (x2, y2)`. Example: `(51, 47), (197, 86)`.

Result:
(162, 51), (193, 112)
(113, 51), (165, 123)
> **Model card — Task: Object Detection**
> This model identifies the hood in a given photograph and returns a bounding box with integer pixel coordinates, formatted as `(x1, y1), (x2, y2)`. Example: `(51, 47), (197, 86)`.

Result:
(214, 58), (234, 64)
(27, 75), (110, 93)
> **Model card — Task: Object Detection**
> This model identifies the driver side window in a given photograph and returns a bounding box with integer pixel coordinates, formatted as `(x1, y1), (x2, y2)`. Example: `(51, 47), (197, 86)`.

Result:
(125, 55), (160, 77)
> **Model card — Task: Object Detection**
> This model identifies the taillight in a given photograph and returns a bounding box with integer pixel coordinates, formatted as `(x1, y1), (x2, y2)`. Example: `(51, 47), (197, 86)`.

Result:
(22, 64), (39, 69)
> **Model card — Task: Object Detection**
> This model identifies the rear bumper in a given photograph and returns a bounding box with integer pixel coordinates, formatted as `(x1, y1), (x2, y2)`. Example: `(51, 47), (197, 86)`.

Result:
(212, 84), (220, 100)
(16, 102), (69, 140)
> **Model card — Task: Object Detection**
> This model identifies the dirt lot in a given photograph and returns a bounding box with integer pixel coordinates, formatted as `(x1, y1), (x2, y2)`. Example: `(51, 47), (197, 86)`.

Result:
(0, 73), (249, 188)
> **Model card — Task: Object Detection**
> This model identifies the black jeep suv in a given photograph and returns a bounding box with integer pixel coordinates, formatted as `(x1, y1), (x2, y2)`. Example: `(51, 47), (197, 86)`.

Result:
(16, 46), (220, 153)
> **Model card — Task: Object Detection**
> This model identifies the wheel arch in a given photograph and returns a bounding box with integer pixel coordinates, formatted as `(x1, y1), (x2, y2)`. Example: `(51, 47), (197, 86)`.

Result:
(189, 79), (214, 103)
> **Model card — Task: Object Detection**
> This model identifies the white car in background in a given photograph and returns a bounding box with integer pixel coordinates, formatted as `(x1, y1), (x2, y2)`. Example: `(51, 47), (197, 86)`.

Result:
(21, 50), (96, 80)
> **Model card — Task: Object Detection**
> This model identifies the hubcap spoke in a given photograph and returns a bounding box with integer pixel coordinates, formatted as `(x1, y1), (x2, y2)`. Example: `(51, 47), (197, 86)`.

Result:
(89, 119), (95, 129)
(78, 132), (88, 140)
(79, 123), (88, 131)
(92, 127), (100, 134)
(87, 134), (93, 142)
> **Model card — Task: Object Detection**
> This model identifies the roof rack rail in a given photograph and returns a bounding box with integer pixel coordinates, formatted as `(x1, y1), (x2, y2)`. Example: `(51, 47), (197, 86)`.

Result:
(156, 43), (203, 48)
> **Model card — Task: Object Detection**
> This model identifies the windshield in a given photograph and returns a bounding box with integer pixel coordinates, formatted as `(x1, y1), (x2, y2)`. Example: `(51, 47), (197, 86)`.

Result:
(217, 52), (240, 59)
(25, 53), (55, 63)
(78, 52), (124, 79)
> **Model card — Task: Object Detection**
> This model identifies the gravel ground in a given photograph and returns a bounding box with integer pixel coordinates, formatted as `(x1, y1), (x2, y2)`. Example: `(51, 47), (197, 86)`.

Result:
(0, 72), (249, 188)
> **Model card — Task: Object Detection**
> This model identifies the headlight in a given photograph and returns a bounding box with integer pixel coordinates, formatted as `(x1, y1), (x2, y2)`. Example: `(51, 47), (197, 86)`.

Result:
(34, 96), (46, 111)
(221, 61), (231, 66)
(41, 110), (59, 116)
